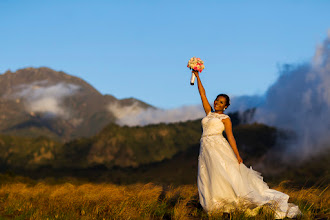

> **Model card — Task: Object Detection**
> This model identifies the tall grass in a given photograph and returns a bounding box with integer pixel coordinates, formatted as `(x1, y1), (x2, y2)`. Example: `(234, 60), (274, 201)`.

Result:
(0, 174), (328, 219)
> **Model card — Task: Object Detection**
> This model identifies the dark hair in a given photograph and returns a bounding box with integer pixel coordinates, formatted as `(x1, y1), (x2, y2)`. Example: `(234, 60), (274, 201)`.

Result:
(215, 94), (230, 108)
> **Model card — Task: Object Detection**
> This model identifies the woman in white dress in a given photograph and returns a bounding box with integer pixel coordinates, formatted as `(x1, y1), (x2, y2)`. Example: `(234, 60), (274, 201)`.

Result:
(193, 70), (301, 218)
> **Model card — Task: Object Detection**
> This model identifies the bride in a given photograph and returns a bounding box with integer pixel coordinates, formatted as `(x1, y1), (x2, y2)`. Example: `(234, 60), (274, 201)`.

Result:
(193, 70), (301, 218)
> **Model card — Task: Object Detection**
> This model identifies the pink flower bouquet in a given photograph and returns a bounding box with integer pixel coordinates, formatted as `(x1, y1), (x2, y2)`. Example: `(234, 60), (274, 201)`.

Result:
(187, 57), (205, 85)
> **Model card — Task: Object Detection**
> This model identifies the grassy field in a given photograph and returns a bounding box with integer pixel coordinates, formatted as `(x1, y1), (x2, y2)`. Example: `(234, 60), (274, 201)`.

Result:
(0, 174), (328, 219)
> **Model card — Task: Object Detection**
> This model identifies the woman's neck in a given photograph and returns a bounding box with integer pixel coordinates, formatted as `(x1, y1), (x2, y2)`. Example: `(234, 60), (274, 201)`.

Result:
(214, 110), (224, 114)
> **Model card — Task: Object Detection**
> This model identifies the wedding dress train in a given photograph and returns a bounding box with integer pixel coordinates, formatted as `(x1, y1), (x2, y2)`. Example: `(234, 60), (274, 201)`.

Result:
(197, 112), (301, 219)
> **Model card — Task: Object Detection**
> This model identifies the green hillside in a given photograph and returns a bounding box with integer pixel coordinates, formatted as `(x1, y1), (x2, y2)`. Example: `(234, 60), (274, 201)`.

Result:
(0, 112), (328, 187)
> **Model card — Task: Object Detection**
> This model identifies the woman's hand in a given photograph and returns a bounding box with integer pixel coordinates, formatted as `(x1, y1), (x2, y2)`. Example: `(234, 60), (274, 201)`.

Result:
(192, 70), (199, 78)
(236, 155), (243, 164)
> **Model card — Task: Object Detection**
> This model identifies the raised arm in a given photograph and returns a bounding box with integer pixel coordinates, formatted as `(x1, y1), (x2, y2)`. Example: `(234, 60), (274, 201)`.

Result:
(223, 118), (243, 164)
(193, 70), (212, 115)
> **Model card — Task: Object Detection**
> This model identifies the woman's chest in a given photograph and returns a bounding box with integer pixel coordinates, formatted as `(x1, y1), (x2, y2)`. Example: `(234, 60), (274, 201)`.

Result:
(202, 117), (225, 133)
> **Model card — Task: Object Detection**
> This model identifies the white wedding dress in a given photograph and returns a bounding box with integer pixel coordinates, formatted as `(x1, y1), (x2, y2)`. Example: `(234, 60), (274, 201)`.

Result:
(197, 112), (301, 219)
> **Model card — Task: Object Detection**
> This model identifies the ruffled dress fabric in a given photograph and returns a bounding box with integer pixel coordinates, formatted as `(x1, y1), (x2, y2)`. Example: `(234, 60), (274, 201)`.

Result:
(197, 112), (301, 219)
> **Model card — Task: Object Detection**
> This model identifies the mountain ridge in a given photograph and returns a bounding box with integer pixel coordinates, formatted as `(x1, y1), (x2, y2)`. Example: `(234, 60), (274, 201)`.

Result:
(0, 67), (152, 140)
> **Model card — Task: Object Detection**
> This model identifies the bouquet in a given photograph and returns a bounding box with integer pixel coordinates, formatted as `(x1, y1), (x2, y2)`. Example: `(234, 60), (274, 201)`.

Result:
(187, 57), (205, 85)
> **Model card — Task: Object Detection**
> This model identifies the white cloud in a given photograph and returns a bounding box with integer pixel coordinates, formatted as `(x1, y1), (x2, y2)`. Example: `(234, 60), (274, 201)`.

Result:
(12, 82), (80, 118)
(109, 103), (205, 126)
(107, 92), (264, 127)
(252, 33), (330, 159)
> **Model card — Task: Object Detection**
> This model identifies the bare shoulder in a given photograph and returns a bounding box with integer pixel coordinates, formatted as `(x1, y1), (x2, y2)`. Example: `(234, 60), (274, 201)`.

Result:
(223, 116), (231, 121)
(222, 114), (231, 121)
(222, 116), (232, 126)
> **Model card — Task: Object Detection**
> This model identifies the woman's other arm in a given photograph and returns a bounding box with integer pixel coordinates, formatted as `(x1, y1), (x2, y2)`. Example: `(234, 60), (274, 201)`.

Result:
(193, 70), (212, 115)
(223, 118), (243, 164)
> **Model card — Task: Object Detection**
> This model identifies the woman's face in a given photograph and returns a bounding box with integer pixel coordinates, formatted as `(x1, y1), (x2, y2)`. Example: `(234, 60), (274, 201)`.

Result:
(214, 96), (227, 111)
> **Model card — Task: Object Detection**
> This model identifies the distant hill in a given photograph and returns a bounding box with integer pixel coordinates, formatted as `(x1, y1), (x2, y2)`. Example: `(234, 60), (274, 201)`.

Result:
(2, 117), (327, 187)
(0, 111), (276, 172)
(0, 67), (152, 141)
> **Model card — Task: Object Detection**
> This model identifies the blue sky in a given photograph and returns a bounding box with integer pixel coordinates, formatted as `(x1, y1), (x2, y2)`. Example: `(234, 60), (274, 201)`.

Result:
(1, 0), (329, 108)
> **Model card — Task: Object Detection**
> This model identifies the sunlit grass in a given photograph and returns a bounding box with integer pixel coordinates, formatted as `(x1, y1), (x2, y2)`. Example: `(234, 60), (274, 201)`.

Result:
(0, 174), (328, 219)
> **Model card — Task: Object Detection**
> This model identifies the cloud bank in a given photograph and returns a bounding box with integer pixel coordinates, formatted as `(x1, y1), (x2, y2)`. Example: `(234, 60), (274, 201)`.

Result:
(109, 103), (206, 126)
(109, 94), (264, 126)
(253, 31), (330, 159)
(13, 81), (79, 118)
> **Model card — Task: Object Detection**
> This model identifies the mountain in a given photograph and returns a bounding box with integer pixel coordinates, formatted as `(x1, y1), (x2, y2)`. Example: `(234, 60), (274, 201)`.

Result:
(0, 67), (328, 188)
(0, 67), (152, 141)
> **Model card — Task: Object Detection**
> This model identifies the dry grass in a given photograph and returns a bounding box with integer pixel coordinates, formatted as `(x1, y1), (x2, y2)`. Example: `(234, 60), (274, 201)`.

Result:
(0, 175), (328, 219)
